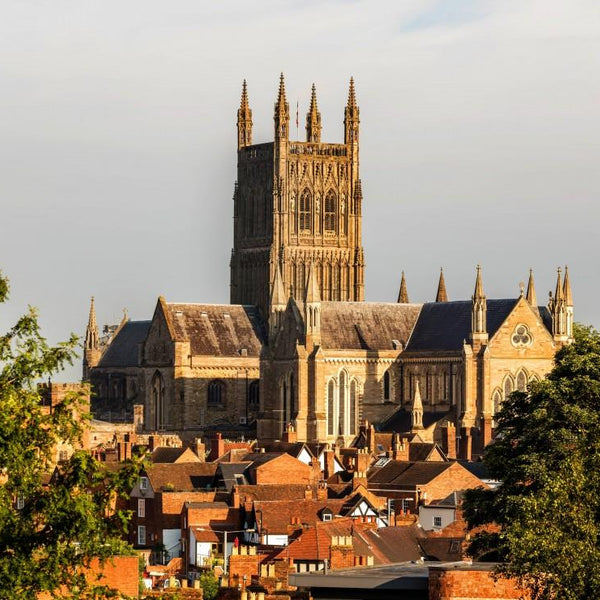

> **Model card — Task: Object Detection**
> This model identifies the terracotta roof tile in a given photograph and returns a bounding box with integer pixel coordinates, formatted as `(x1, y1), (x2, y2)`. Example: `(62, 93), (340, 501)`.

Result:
(146, 462), (217, 492)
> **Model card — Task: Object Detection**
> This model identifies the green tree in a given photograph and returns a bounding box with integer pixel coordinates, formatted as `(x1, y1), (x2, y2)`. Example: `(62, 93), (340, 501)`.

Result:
(197, 572), (219, 600)
(0, 273), (141, 599)
(464, 324), (600, 600)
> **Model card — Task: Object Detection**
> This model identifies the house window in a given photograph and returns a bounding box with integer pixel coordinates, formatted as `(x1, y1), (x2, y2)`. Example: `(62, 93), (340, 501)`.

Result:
(139, 476), (148, 491)
(58, 450), (69, 462)
(433, 516), (442, 528)
(138, 498), (145, 518)
(207, 380), (225, 407)
(16, 496), (25, 510)
(137, 525), (146, 546)
(449, 540), (461, 553)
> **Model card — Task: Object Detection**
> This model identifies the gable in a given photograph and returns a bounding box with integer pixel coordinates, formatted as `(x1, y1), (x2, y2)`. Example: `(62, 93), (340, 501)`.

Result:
(253, 453), (313, 485)
(488, 297), (555, 358)
(143, 298), (175, 364)
(97, 320), (151, 368)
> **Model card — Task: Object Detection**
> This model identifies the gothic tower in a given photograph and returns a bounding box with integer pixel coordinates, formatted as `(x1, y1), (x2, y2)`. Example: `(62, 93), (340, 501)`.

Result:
(230, 75), (365, 318)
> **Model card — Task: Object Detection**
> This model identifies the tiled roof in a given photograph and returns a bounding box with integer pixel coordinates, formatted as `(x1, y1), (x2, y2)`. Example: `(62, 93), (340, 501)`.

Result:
(319, 302), (422, 350)
(150, 447), (201, 464)
(237, 484), (319, 502)
(165, 303), (265, 357)
(217, 462), (251, 491)
(98, 320), (151, 368)
(379, 408), (452, 433)
(260, 441), (314, 459)
(356, 525), (425, 564)
(146, 462), (217, 492)
(253, 499), (347, 535)
(368, 461), (453, 487)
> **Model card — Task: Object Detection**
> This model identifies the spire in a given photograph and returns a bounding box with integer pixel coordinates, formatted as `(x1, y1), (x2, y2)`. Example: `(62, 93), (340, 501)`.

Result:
(347, 77), (357, 109)
(474, 264), (484, 299)
(237, 79), (253, 149)
(85, 297), (99, 351)
(435, 268), (448, 302)
(305, 262), (321, 304)
(397, 271), (409, 303)
(563, 265), (573, 306)
(411, 379), (424, 431)
(554, 267), (564, 302)
(270, 263), (286, 308)
(306, 83), (322, 143)
(344, 77), (360, 145)
(274, 72), (289, 141)
(525, 269), (537, 307)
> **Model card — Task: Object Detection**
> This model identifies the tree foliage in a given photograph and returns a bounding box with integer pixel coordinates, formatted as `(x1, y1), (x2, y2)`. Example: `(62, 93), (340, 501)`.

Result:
(0, 273), (141, 599)
(464, 324), (600, 600)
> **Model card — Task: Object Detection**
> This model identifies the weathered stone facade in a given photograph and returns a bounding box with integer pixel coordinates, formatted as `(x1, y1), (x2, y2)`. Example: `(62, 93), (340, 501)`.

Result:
(84, 77), (575, 459)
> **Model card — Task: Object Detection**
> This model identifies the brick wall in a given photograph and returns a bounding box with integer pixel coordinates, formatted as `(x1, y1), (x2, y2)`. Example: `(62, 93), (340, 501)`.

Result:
(253, 455), (314, 485)
(429, 567), (530, 600)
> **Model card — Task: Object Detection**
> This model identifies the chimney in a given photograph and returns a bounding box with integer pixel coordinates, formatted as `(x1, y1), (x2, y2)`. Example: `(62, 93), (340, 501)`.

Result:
(366, 423), (376, 454)
(317, 480), (327, 500)
(117, 440), (132, 462)
(311, 456), (321, 483)
(148, 435), (156, 452)
(391, 434), (409, 461)
(282, 423), (297, 444)
(232, 485), (240, 508)
(193, 437), (206, 462)
(356, 449), (370, 473)
(323, 449), (336, 480)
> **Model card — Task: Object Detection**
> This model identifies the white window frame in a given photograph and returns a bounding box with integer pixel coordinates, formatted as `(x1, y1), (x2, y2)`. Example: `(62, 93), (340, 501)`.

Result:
(138, 498), (145, 518)
(138, 525), (147, 546)
(139, 476), (148, 491)
(16, 496), (25, 510)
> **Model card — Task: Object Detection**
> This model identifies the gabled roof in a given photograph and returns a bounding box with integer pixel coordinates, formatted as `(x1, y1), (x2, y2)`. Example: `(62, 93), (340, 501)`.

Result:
(404, 300), (519, 353)
(368, 461), (453, 487)
(252, 499), (347, 534)
(260, 441), (315, 460)
(217, 462), (252, 491)
(145, 462), (218, 492)
(356, 525), (425, 564)
(236, 484), (320, 502)
(319, 302), (422, 350)
(98, 320), (151, 368)
(150, 447), (201, 464)
(163, 302), (265, 357)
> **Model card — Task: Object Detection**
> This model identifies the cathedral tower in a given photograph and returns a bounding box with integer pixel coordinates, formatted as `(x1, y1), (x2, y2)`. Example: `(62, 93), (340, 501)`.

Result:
(230, 75), (365, 318)
(83, 297), (100, 381)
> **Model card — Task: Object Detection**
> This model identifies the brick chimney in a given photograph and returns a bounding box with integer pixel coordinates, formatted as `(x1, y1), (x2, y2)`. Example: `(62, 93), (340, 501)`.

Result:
(117, 440), (132, 462)
(390, 434), (409, 461)
(282, 423), (297, 444)
(193, 437), (206, 462)
(323, 449), (336, 480)
(356, 449), (371, 473)
(365, 422), (376, 454)
(232, 485), (240, 508)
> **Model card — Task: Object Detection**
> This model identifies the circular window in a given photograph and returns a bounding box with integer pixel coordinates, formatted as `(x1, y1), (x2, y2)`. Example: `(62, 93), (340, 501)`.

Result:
(511, 324), (532, 348)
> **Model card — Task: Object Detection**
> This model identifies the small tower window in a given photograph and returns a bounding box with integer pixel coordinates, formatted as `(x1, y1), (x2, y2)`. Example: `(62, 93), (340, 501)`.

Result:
(383, 371), (391, 401)
(324, 191), (337, 233)
(299, 189), (312, 233)
(248, 380), (260, 409)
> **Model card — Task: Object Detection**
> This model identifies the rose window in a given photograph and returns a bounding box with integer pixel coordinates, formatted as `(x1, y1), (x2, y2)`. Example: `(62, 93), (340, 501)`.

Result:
(511, 324), (532, 348)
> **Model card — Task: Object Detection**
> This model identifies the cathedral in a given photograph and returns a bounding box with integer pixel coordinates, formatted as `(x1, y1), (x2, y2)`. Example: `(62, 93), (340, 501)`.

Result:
(84, 75), (574, 460)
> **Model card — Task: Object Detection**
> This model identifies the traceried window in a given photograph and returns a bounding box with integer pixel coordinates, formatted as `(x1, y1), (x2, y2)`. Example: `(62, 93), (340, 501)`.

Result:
(339, 371), (347, 436)
(152, 371), (165, 430)
(511, 324), (533, 348)
(516, 370), (528, 392)
(207, 380), (225, 407)
(492, 389), (502, 416)
(350, 380), (357, 435)
(324, 191), (337, 233)
(327, 380), (335, 436)
(299, 189), (312, 233)
(504, 376), (514, 401)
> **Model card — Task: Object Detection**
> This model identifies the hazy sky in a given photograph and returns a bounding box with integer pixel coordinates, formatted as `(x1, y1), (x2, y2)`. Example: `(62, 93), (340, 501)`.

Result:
(1, 0), (599, 380)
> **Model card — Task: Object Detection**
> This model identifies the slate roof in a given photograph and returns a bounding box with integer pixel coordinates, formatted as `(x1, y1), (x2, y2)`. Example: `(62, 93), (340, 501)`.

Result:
(319, 302), (422, 350)
(98, 320), (151, 368)
(146, 463), (218, 492)
(379, 408), (452, 433)
(217, 462), (251, 491)
(404, 300), (521, 353)
(165, 303), (265, 357)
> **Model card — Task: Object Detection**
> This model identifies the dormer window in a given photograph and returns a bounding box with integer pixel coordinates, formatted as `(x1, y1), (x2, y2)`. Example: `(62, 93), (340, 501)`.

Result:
(139, 476), (148, 491)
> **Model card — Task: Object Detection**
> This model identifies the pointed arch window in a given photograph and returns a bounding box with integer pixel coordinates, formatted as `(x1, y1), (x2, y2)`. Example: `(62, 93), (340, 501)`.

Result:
(492, 389), (502, 416)
(383, 370), (391, 401)
(516, 370), (528, 392)
(327, 380), (335, 436)
(152, 371), (165, 430)
(503, 376), (514, 401)
(324, 191), (337, 233)
(299, 189), (312, 233)
(207, 380), (225, 407)
(339, 371), (347, 436)
(350, 379), (357, 435)
(248, 380), (260, 410)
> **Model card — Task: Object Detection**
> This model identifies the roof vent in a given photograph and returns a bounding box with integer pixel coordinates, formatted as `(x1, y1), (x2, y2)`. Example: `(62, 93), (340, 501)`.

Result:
(201, 312), (208, 317)
(175, 311), (183, 317)
(223, 313), (231, 318)
(239, 348), (248, 357)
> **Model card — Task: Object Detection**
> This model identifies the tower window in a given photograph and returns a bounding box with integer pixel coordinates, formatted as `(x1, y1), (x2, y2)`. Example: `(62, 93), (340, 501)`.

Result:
(324, 191), (337, 233)
(299, 189), (312, 233)
(383, 370), (391, 401)
(248, 380), (260, 409)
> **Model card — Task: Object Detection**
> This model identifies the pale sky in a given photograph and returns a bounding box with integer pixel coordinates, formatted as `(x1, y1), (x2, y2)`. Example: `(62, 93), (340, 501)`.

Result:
(1, 0), (599, 380)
